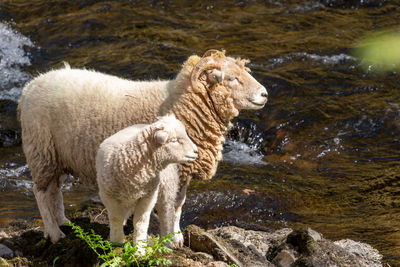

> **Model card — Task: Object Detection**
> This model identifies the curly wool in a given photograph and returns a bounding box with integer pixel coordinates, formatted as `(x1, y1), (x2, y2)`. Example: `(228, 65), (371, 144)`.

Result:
(164, 54), (239, 185)
(98, 125), (161, 201)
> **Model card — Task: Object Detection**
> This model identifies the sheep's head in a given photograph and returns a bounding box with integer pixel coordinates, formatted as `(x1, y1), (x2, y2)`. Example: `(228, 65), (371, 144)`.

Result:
(190, 49), (268, 114)
(153, 114), (198, 163)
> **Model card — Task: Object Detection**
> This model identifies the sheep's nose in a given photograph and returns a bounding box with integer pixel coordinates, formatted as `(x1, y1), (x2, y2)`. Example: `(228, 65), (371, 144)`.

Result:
(194, 147), (199, 154)
(261, 92), (268, 98)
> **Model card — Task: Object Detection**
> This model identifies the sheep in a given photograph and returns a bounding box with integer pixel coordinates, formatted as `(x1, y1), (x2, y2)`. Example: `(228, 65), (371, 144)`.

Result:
(18, 49), (268, 245)
(96, 114), (198, 253)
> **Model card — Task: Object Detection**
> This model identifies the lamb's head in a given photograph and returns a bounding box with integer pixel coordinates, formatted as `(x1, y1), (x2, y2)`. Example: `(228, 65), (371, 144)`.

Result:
(190, 49), (268, 113)
(152, 114), (198, 164)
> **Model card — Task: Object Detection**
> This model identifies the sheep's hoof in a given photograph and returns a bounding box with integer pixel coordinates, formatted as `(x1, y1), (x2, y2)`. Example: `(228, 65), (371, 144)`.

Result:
(57, 217), (70, 226)
(45, 228), (66, 243)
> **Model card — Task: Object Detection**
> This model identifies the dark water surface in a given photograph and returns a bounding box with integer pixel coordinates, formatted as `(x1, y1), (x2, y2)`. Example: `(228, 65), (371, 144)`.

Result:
(1, 0), (400, 265)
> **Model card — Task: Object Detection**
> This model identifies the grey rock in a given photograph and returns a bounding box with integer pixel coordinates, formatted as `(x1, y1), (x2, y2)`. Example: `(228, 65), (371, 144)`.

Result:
(272, 249), (297, 267)
(184, 225), (242, 266)
(14, 250), (23, 257)
(210, 225), (291, 257)
(267, 228), (383, 267)
(0, 239), (13, 248)
(334, 239), (382, 267)
(206, 261), (230, 267)
(0, 244), (14, 259)
(193, 251), (214, 261)
(306, 228), (322, 242)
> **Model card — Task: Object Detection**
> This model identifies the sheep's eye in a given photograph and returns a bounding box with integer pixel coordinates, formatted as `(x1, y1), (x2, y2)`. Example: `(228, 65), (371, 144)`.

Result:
(229, 77), (238, 82)
(170, 138), (179, 143)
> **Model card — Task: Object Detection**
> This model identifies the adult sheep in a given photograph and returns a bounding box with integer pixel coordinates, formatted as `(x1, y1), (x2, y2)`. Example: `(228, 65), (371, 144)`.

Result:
(18, 49), (268, 245)
(96, 114), (198, 253)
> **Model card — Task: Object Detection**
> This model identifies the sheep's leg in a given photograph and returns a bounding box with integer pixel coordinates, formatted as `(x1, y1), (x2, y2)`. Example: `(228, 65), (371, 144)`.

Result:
(156, 166), (179, 248)
(133, 186), (159, 256)
(22, 124), (66, 243)
(172, 181), (189, 248)
(54, 174), (69, 225)
(103, 197), (129, 243)
(33, 175), (67, 243)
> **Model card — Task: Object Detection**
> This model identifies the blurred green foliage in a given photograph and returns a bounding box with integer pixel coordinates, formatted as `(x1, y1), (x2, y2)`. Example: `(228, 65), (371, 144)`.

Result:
(355, 31), (400, 73)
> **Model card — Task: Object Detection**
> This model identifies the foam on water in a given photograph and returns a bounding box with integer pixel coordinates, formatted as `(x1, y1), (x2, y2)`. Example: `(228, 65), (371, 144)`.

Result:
(223, 139), (267, 165)
(0, 163), (29, 178)
(0, 163), (32, 195)
(269, 52), (356, 69)
(0, 22), (34, 102)
(223, 122), (267, 165)
(0, 163), (76, 193)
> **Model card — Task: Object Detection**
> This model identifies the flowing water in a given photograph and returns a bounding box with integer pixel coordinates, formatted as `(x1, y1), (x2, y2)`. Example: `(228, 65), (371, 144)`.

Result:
(0, 0), (400, 264)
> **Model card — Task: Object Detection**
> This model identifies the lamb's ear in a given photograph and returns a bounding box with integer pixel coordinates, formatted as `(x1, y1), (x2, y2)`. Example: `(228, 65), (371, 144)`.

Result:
(155, 130), (169, 145)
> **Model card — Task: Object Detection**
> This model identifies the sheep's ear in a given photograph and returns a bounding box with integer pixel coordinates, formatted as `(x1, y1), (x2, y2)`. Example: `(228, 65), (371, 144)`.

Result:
(210, 69), (224, 84)
(202, 49), (219, 58)
(155, 130), (169, 145)
(202, 49), (226, 58)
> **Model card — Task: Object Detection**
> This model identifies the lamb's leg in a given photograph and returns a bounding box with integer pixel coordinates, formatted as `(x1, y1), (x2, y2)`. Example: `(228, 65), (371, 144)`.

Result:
(102, 196), (129, 243)
(156, 165), (179, 247)
(33, 175), (67, 243)
(133, 186), (159, 256)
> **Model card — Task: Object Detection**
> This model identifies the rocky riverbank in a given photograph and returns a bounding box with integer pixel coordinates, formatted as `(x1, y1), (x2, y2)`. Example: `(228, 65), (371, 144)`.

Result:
(0, 205), (382, 267)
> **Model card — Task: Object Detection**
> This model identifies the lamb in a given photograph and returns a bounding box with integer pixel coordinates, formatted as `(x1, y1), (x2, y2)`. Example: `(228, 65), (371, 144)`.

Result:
(96, 114), (198, 252)
(18, 49), (268, 245)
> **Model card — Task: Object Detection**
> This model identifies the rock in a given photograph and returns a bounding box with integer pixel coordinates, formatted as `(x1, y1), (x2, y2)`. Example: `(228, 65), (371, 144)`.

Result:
(0, 239), (13, 249)
(267, 228), (383, 267)
(0, 232), (9, 239)
(184, 225), (242, 266)
(272, 249), (296, 267)
(14, 250), (23, 257)
(193, 252), (214, 261)
(306, 228), (322, 242)
(0, 216), (384, 267)
(210, 225), (291, 257)
(206, 261), (230, 267)
(334, 239), (382, 267)
(0, 244), (14, 259)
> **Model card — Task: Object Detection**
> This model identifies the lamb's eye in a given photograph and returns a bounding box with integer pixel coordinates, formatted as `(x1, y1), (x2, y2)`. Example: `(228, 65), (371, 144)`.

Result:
(170, 138), (179, 143)
(229, 77), (238, 82)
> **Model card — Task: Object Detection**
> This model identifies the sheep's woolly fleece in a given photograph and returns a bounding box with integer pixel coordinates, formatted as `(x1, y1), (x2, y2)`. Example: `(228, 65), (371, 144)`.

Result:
(169, 53), (240, 186)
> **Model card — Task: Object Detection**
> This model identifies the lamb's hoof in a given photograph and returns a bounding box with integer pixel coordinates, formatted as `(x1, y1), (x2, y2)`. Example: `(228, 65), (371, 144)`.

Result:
(173, 233), (184, 248)
(136, 245), (146, 257)
(45, 228), (66, 243)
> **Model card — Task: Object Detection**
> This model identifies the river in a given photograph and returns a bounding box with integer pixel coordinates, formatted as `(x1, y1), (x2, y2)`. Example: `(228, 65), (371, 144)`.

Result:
(0, 0), (399, 265)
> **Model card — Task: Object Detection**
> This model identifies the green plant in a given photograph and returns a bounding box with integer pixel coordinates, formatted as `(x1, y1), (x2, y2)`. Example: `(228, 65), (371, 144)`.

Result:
(142, 235), (173, 266)
(65, 221), (173, 267)
(52, 256), (60, 266)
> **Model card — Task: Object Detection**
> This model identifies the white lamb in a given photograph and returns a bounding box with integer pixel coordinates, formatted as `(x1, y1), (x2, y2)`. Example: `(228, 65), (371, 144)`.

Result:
(96, 114), (198, 252)
(18, 49), (268, 245)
